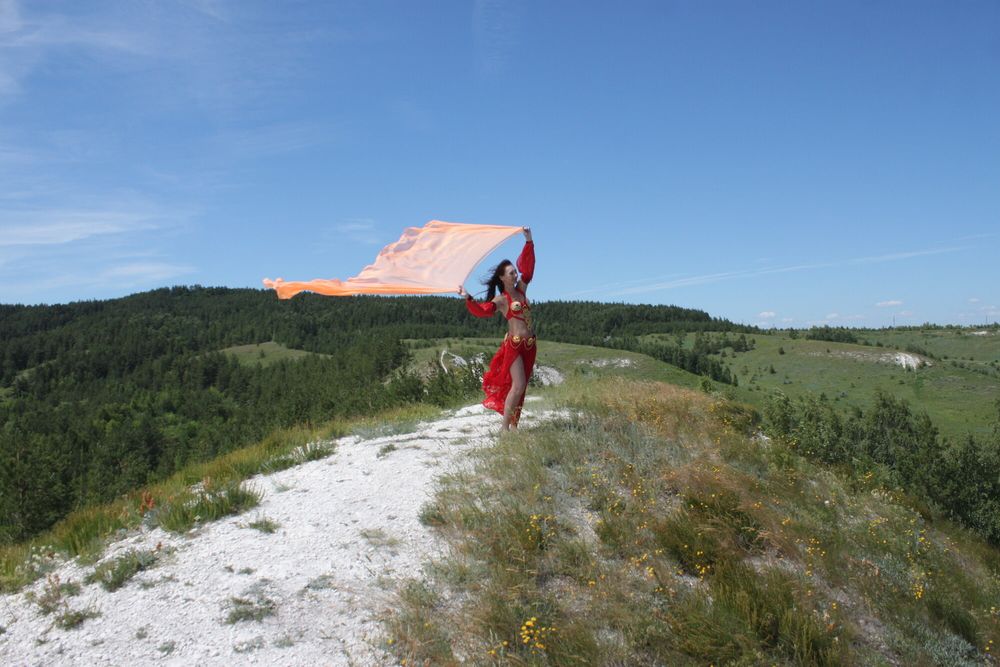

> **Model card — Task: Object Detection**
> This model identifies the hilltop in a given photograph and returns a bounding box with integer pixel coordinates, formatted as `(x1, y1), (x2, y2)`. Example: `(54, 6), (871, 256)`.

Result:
(2, 366), (998, 665)
(0, 287), (747, 545)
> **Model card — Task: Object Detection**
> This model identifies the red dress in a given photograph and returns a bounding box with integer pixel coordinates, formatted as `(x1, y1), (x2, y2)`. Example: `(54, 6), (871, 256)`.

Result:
(465, 241), (536, 424)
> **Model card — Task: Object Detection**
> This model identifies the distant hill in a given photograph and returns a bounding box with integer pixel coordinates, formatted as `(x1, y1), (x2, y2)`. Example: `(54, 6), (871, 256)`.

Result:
(644, 330), (1000, 442)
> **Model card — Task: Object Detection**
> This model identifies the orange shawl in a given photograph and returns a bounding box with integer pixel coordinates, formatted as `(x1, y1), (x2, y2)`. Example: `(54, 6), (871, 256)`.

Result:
(263, 220), (522, 299)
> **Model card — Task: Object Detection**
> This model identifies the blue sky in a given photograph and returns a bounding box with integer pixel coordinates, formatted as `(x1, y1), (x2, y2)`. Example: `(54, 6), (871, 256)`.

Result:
(1, 0), (998, 327)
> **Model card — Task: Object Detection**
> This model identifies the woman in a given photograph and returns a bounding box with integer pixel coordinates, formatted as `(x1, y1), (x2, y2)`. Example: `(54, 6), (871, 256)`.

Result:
(458, 227), (535, 430)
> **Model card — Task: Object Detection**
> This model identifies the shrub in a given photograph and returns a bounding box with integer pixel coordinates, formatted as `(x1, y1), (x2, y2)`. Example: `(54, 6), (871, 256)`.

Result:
(85, 549), (159, 592)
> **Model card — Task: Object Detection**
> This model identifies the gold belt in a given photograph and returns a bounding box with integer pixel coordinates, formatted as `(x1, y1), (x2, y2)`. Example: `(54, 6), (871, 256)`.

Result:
(506, 333), (536, 348)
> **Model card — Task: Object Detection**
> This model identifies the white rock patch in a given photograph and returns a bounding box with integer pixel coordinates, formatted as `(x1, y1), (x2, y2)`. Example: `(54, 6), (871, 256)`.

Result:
(533, 365), (565, 386)
(890, 352), (924, 370)
(579, 358), (635, 369)
(820, 350), (930, 370)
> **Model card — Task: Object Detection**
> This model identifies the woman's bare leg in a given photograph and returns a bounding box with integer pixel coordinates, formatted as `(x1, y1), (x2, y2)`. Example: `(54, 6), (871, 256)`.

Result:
(502, 356), (527, 431)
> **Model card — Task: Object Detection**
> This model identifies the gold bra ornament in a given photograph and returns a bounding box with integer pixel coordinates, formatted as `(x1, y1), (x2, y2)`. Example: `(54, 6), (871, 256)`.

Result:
(511, 300), (533, 328)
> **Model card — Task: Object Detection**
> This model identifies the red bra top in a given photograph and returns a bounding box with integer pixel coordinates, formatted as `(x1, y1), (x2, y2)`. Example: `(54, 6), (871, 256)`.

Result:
(504, 291), (531, 323)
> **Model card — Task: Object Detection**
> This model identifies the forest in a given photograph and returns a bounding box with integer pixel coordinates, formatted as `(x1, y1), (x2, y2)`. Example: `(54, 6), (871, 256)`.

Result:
(0, 287), (748, 543)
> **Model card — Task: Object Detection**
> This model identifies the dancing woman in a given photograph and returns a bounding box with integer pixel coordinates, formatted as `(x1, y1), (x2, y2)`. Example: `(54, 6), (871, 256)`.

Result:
(458, 227), (535, 431)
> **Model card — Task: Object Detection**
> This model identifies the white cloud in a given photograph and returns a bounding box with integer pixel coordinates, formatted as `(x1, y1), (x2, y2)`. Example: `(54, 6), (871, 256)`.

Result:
(0, 212), (155, 246)
(781, 317), (794, 323)
(758, 311), (776, 319)
(969, 297), (980, 303)
(825, 313), (839, 320)
(876, 300), (902, 307)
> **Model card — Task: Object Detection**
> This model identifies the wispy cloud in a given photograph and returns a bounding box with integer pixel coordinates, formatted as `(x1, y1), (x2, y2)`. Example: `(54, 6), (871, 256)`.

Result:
(1, 261), (195, 298)
(609, 244), (967, 297)
(851, 247), (963, 264)
(956, 232), (998, 242)
(100, 262), (195, 282)
(208, 122), (337, 159)
(0, 210), (156, 246)
(183, 0), (230, 22)
(473, 0), (521, 77)
(610, 262), (830, 296)
(0, 1), (155, 101)
(565, 272), (687, 297)
(333, 219), (382, 245)
(0, 198), (197, 303)
(876, 299), (903, 307)
(758, 311), (776, 319)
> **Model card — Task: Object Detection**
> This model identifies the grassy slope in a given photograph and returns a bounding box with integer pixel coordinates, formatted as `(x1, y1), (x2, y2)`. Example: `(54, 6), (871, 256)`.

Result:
(220, 341), (327, 366)
(860, 328), (1000, 374)
(648, 332), (1000, 442)
(406, 337), (706, 389)
(390, 375), (1000, 666)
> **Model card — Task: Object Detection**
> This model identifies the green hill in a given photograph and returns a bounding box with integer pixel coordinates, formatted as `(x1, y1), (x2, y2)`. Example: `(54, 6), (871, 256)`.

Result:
(860, 327), (1000, 376)
(2, 339), (998, 664)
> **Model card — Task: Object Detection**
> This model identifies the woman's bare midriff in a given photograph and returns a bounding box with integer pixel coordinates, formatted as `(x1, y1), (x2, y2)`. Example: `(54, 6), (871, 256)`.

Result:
(507, 323), (534, 338)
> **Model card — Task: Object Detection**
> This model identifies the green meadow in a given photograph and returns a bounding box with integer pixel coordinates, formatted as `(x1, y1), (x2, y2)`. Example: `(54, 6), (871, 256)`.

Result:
(220, 341), (329, 366)
(642, 331), (999, 442)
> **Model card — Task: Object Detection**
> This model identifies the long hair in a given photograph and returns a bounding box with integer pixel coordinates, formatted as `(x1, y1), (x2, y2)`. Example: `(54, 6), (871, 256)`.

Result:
(483, 260), (513, 301)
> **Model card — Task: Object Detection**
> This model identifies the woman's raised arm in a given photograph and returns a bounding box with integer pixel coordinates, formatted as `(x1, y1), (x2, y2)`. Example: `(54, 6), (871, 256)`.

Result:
(517, 227), (534, 286)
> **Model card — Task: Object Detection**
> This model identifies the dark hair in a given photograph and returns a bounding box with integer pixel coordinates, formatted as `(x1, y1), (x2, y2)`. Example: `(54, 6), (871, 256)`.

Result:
(483, 260), (513, 300)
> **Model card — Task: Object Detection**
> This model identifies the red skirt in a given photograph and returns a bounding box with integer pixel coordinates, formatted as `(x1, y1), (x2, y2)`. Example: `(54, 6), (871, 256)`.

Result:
(482, 334), (537, 424)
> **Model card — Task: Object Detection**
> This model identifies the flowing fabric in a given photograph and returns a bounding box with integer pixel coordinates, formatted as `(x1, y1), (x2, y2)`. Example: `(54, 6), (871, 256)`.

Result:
(263, 220), (522, 299)
(482, 335), (537, 425)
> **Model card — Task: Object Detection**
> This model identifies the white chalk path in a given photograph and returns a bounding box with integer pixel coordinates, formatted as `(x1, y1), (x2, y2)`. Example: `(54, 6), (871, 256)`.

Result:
(0, 400), (558, 666)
